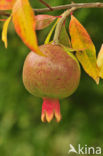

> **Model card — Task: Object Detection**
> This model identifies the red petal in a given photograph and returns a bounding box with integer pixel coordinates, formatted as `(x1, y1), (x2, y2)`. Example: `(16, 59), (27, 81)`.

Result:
(41, 98), (61, 123)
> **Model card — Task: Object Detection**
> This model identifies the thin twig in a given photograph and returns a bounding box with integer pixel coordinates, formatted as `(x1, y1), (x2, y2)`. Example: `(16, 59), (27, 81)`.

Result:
(39, 0), (53, 11)
(0, 2), (103, 17)
(34, 2), (103, 13)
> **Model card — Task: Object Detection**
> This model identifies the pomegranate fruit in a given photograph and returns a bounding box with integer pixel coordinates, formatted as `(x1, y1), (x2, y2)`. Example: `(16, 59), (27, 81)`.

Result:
(23, 43), (80, 122)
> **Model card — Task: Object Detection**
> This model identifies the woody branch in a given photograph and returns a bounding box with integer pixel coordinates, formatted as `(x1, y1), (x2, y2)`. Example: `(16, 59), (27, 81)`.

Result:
(34, 2), (103, 13)
(0, 2), (103, 17)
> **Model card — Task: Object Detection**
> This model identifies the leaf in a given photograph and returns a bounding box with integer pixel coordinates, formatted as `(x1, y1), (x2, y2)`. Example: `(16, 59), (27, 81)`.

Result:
(0, 19), (6, 21)
(2, 15), (11, 48)
(12, 0), (43, 56)
(97, 44), (103, 78)
(62, 45), (80, 64)
(59, 24), (71, 47)
(61, 45), (78, 53)
(0, 0), (16, 10)
(69, 15), (99, 84)
(35, 15), (56, 30)
(44, 18), (59, 44)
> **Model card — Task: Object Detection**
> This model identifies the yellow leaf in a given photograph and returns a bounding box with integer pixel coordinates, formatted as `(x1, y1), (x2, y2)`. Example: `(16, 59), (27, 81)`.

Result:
(97, 44), (103, 78)
(0, 0), (16, 10)
(45, 19), (59, 44)
(2, 16), (11, 48)
(12, 0), (43, 56)
(69, 15), (99, 84)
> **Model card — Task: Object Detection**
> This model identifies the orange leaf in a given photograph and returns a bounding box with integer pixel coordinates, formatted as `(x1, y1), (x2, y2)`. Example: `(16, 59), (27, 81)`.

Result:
(97, 44), (103, 78)
(2, 15), (11, 48)
(35, 15), (56, 30)
(12, 0), (43, 55)
(0, 0), (16, 10)
(69, 15), (99, 84)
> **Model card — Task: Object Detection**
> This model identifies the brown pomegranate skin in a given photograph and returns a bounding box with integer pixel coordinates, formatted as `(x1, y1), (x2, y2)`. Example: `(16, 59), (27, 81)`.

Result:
(23, 44), (80, 99)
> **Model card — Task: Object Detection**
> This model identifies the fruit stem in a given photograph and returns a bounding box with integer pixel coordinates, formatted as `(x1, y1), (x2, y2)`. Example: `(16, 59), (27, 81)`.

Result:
(53, 7), (76, 44)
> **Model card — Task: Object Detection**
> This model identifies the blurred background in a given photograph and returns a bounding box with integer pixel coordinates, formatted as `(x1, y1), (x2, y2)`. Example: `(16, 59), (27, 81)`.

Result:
(0, 0), (103, 156)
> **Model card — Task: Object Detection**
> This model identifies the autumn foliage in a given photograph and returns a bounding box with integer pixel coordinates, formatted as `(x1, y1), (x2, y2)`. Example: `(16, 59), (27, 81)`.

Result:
(0, 0), (103, 122)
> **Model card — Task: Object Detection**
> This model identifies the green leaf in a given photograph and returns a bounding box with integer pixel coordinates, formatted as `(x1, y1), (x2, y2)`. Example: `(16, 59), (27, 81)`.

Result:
(63, 45), (80, 64)
(59, 25), (71, 47)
